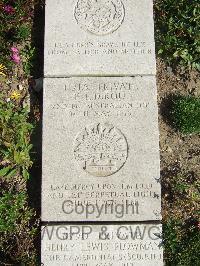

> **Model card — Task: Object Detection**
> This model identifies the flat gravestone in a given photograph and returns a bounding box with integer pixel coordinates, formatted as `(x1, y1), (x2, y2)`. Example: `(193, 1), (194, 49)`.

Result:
(44, 0), (156, 76)
(42, 76), (161, 221)
(41, 223), (163, 266)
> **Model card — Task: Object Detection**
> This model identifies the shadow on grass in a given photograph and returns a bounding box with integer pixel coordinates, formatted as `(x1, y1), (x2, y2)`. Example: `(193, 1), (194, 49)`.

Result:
(27, 1), (45, 264)
(159, 93), (184, 133)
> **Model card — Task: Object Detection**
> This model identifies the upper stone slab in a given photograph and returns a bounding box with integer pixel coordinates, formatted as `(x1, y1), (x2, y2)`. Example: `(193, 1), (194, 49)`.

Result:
(44, 0), (156, 76)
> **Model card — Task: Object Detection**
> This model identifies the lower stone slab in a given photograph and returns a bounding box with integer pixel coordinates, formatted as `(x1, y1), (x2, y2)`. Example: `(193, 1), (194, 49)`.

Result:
(42, 76), (161, 221)
(41, 223), (163, 266)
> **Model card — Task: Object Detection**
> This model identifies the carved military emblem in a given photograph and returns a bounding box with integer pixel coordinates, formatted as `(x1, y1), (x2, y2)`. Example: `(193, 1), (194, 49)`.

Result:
(74, 0), (125, 35)
(74, 123), (128, 176)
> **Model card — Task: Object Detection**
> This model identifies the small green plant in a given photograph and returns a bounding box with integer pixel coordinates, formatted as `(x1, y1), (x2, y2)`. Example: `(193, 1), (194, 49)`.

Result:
(0, 191), (31, 233)
(0, 191), (38, 264)
(16, 24), (31, 41)
(163, 219), (200, 266)
(0, 98), (38, 264)
(155, 0), (200, 70)
(0, 98), (34, 179)
(170, 95), (200, 134)
(21, 44), (36, 76)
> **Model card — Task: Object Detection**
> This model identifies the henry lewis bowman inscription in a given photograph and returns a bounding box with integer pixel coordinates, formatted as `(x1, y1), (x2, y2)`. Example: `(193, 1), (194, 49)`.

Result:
(74, 122), (128, 177)
(42, 76), (161, 222)
(44, 0), (156, 76)
(41, 224), (163, 266)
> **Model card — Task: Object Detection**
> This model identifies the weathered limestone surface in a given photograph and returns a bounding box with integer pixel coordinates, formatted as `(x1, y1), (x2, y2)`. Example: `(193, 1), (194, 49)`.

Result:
(41, 223), (163, 266)
(42, 0), (163, 264)
(44, 0), (156, 76)
(42, 76), (161, 221)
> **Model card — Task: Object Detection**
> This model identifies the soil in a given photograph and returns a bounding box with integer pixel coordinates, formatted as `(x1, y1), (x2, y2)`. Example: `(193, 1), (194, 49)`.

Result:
(156, 59), (200, 221)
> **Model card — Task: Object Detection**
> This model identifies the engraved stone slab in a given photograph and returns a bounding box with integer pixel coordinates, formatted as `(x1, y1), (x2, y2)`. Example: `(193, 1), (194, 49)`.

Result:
(41, 223), (163, 266)
(44, 0), (156, 76)
(42, 76), (161, 221)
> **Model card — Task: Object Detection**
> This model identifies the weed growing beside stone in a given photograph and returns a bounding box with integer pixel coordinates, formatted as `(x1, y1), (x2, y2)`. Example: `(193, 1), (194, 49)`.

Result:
(0, 191), (38, 264)
(0, 98), (39, 264)
(170, 95), (200, 134)
(163, 219), (200, 265)
(155, 0), (200, 70)
(162, 166), (200, 265)
(0, 100), (34, 179)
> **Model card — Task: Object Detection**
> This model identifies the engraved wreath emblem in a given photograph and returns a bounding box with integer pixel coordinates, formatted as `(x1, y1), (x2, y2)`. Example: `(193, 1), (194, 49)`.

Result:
(74, 0), (125, 35)
(73, 123), (128, 177)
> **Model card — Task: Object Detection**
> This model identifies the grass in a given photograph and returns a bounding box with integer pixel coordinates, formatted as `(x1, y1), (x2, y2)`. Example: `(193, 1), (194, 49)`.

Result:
(163, 219), (200, 266)
(170, 95), (200, 134)
(155, 0), (200, 70)
(155, 1), (200, 261)
(0, 191), (38, 265)
(0, 1), (41, 264)
(162, 166), (200, 266)
(0, 96), (39, 264)
(0, 99), (34, 179)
